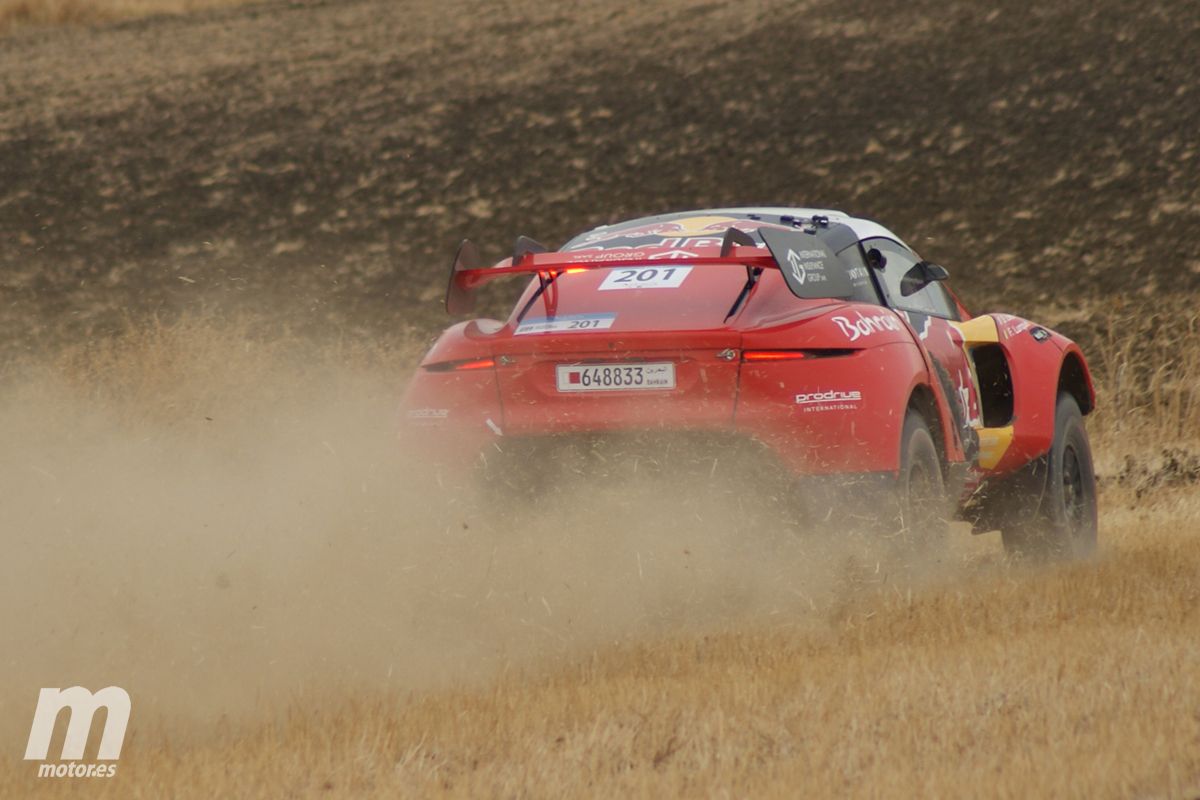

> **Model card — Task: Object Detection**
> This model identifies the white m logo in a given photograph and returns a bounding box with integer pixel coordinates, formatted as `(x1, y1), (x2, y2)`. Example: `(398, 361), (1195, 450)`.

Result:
(24, 687), (131, 761)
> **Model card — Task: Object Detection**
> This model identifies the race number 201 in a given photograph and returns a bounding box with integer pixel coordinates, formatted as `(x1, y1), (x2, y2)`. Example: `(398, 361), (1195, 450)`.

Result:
(599, 266), (692, 291)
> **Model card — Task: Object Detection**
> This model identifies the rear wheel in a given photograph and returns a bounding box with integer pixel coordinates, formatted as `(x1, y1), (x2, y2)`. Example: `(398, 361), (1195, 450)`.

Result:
(894, 412), (949, 550)
(1001, 394), (1098, 560)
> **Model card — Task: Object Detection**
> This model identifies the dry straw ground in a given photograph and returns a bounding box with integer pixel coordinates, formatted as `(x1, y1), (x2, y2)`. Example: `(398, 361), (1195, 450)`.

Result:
(0, 300), (1196, 799)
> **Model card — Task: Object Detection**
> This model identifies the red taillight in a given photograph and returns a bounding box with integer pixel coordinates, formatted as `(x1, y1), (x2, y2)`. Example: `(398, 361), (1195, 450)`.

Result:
(424, 357), (496, 373)
(741, 349), (857, 362)
(742, 350), (808, 362)
(455, 358), (496, 370)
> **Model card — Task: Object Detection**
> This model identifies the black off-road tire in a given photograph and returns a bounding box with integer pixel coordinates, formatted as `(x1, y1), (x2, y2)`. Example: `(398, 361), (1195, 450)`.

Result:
(1001, 394), (1098, 561)
(894, 412), (950, 549)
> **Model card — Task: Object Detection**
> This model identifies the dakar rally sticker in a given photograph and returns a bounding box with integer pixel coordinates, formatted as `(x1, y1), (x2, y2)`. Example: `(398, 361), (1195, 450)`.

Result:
(599, 266), (692, 290)
(514, 313), (617, 335)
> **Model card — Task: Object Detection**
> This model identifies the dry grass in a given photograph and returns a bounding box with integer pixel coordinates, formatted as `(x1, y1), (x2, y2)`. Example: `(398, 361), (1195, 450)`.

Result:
(5, 489), (1197, 799)
(0, 0), (243, 34)
(1, 304), (1198, 798)
(1084, 301), (1200, 462)
(117, 502), (1200, 798)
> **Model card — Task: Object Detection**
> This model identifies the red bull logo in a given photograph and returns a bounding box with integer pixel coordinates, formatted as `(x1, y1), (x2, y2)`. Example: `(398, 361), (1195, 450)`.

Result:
(572, 215), (779, 251)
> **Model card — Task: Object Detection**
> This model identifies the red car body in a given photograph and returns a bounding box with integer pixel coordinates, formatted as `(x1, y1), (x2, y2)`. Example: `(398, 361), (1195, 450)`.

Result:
(401, 208), (1095, 528)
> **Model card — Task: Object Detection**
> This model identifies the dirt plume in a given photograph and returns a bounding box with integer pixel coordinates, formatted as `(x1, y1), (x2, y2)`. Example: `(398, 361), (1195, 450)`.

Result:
(0, 317), (971, 753)
(0, 318), (429, 742)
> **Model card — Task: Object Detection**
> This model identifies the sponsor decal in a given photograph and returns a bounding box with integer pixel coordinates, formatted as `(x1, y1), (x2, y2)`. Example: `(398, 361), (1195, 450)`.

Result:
(645, 248), (703, 260)
(565, 216), (778, 252)
(794, 388), (863, 413)
(599, 266), (692, 290)
(928, 355), (979, 459)
(566, 237), (749, 257)
(903, 309), (933, 340)
(571, 215), (749, 246)
(555, 247), (651, 261)
(959, 367), (982, 428)
(956, 377), (976, 428)
(999, 316), (1031, 338)
(786, 248), (827, 285)
(515, 313), (616, 335)
(831, 311), (902, 342)
(407, 407), (449, 422)
(25, 686), (130, 779)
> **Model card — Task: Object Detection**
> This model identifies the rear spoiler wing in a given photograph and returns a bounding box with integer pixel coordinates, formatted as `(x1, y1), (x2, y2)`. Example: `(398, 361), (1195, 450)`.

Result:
(445, 225), (864, 315)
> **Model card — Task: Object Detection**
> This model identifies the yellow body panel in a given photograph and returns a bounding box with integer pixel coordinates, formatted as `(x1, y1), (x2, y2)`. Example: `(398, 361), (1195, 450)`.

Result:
(977, 425), (1015, 470)
(953, 315), (1000, 344)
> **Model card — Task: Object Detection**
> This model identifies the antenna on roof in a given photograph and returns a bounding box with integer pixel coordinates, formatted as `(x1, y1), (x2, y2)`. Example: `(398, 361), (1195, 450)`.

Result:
(804, 215), (830, 234)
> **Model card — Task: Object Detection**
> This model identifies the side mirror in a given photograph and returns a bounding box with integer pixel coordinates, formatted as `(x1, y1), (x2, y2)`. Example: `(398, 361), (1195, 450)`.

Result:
(900, 261), (950, 296)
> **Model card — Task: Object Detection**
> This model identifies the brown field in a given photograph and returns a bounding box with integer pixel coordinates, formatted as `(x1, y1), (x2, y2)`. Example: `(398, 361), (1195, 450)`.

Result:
(2, 0), (1199, 795)
(0, 0), (238, 35)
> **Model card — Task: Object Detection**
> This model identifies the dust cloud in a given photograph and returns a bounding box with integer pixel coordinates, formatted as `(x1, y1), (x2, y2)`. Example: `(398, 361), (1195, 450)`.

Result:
(0, 319), (964, 749)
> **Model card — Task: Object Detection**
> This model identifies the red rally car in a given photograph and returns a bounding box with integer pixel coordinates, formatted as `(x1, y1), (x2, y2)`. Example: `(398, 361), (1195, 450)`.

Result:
(401, 208), (1098, 559)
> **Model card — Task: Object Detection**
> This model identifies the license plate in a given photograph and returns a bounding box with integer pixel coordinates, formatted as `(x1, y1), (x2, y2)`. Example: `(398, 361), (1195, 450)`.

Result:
(555, 362), (675, 392)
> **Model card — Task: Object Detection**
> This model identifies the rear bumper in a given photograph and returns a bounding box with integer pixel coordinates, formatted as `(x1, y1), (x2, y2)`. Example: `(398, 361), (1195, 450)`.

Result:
(402, 422), (901, 510)
(401, 350), (926, 481)
(398, 339), (961, 497)
(481, 430), (900, 524)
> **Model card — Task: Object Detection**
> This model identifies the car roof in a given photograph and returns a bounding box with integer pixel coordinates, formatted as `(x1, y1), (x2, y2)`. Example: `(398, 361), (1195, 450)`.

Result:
(567, 207), (911, 250)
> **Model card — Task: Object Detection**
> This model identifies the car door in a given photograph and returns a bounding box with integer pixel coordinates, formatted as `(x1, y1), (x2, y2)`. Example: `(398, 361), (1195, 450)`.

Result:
(862, 237), (981, 462)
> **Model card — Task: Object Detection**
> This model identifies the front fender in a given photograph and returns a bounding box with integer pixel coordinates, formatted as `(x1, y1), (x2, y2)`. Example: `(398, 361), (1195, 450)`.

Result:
(986, 314), (1094, 475)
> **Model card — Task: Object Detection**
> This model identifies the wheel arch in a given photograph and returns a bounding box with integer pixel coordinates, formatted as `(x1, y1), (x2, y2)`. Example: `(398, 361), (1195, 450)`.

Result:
(980, 321), (1094, 474)
(907, 382), (948, 470)
(1057, 348), (1095, 415)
